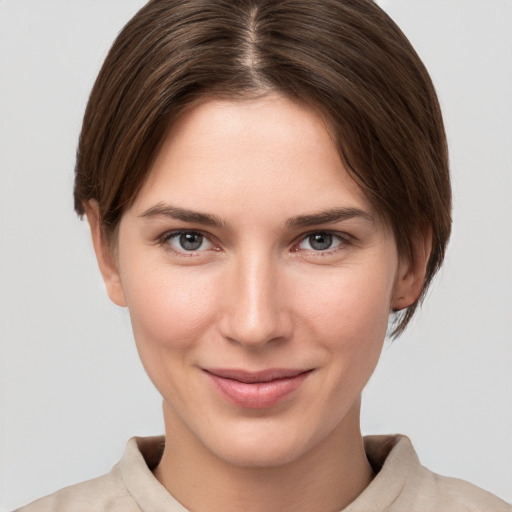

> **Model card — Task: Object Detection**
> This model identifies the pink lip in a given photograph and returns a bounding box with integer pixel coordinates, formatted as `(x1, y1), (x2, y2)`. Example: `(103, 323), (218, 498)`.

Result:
(204, 368), (312, 409)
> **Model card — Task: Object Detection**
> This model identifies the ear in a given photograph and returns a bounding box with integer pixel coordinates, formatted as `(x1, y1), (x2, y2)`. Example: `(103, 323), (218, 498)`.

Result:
(83, 200), (127, 307)
(392, 227), (432, 311)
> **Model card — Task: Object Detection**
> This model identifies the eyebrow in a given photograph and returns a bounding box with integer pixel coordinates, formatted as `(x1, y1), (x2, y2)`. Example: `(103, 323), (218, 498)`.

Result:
(139, 203), (227, 228)
(286, 207), (373, 228)
(139, 203), (373, 229)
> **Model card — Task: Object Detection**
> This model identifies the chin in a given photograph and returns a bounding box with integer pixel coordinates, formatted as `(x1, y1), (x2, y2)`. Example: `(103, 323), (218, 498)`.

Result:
(214, 438), (307, 469)
(200, 416), (325, 469)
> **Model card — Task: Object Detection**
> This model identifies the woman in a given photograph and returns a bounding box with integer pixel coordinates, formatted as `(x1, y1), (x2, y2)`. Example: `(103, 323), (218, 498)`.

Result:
(15, 0), (510, 510)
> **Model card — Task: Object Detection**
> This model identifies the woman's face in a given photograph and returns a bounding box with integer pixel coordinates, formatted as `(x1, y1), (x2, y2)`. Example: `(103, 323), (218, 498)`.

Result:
(96, 95), (418, 467)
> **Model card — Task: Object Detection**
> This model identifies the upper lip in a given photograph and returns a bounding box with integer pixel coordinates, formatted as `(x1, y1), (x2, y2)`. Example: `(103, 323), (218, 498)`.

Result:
(204, 368), (312, 383)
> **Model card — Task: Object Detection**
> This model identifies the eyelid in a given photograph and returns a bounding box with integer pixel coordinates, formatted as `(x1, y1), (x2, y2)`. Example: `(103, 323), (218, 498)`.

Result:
(156, 228), (354, 256)
(292, 230), (353, 254)
(158, 229), (218, 254)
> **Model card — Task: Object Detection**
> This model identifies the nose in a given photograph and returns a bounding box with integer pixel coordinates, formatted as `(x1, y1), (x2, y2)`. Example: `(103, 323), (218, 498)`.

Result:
(219, 251), (292, 349)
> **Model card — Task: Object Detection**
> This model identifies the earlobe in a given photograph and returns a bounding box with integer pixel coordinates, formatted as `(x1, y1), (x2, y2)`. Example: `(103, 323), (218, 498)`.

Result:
(392, 228), (432, 311)
(83, 201), (127, 307)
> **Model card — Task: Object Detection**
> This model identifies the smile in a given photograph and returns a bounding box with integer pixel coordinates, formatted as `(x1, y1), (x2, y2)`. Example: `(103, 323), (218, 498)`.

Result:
(203, 368), (313, 409)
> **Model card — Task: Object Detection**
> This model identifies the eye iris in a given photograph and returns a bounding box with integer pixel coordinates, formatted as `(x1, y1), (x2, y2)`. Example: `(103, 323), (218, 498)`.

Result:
(179, 233), (203, 251)
(309, 233), (333, 250)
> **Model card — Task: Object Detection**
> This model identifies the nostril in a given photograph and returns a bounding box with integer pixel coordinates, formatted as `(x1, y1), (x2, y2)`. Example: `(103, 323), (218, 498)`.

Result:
(218, 259), (292, 347)
(220, 308), (291, 349)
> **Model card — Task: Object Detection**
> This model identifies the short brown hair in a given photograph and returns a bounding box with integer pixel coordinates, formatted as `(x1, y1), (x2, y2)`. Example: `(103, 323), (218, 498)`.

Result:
(74, 0), (451, 336)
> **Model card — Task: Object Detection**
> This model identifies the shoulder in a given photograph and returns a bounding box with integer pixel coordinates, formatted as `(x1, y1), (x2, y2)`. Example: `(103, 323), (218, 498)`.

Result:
(358, 435), (511, 512)
(426, 471), (512, 512)
(14, 464), (140, 512)
(15, 436), (170, 512)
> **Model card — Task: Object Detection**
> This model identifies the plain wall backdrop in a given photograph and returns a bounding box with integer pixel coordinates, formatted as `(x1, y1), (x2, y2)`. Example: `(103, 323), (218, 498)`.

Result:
(0, 0), (511, 510)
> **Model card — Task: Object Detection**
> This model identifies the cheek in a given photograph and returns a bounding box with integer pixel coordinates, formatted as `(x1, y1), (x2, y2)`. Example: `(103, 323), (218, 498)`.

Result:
(296, 265), (394, 345)
(121, 262), (219, 351)
(292, 263), (395, 394)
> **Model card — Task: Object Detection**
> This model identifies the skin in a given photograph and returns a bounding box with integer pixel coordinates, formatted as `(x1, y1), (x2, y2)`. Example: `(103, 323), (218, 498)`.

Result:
(86, 95), (428, 512)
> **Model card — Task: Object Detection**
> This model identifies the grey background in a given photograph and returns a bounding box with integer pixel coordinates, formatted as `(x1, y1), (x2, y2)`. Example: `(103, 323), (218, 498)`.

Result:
(1, 1), (511, 510)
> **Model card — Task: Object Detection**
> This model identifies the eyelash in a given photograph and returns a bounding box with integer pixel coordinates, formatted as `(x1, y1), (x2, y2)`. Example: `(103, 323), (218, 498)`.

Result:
(293, 231), (350, 255)
(158, 230), (352, 257)
(158, 230), (217, 256)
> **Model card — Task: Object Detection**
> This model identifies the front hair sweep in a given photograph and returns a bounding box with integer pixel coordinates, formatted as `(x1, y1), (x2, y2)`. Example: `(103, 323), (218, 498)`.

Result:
(74, 0), (451, 336)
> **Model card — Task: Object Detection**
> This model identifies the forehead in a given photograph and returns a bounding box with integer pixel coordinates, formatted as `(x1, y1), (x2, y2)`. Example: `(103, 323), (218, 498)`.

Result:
(132, 95), (377, 223)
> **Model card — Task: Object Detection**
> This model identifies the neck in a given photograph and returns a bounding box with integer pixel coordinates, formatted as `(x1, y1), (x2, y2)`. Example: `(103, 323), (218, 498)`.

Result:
(154, 399), (374, 512)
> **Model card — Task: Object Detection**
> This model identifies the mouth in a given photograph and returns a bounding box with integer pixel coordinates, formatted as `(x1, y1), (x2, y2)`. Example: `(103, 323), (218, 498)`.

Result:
(203, 368), (313, 409)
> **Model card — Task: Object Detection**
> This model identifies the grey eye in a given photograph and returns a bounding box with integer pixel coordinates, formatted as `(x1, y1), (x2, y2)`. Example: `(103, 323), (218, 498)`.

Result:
(162, 231), (215, 254)
(164, 231), (213, 252)
(179, 233), (204, 251)
(307, 233), (333, 251)
(297, 232), (345, 253)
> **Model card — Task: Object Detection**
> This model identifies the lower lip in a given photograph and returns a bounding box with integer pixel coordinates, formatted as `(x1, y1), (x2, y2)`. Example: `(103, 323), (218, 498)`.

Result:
(205, 371), (311, 409)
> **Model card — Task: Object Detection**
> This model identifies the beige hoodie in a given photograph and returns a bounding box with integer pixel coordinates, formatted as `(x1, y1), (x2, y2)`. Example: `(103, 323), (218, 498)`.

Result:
(17, 435), (511, 512)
